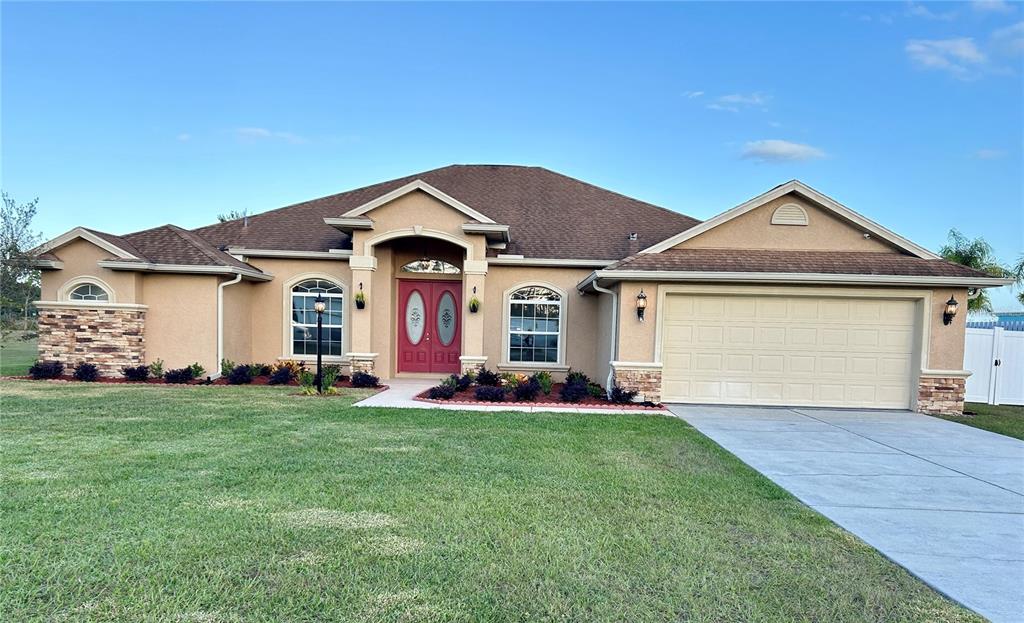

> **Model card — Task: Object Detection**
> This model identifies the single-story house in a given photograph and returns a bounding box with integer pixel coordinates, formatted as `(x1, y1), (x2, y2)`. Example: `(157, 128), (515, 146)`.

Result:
(32, 165), (1011, 413)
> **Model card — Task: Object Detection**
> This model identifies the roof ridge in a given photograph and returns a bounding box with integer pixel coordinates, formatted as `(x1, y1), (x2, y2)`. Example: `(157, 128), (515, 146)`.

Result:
(163, 224), (231, 265)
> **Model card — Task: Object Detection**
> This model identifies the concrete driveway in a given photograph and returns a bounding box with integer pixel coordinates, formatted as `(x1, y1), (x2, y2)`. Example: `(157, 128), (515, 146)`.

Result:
(669, 405), (1024, 623)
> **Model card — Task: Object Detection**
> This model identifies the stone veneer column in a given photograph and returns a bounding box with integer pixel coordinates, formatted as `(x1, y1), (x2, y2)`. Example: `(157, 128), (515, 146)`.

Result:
(35, 303), (146, 377)
(460, 260), (488, 375)
(611, 362), (663, 403)
(346, 256), (378, 376)
(917, 373), (968, 415)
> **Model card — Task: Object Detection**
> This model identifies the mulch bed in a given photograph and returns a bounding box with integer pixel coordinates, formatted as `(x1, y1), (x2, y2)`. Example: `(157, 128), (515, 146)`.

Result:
(3, 374), (382, 391)
(415, 383), (665, 411)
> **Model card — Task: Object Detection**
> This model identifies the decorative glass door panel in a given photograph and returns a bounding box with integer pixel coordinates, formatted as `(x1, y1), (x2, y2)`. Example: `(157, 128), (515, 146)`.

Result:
(398, 280), (461, 373)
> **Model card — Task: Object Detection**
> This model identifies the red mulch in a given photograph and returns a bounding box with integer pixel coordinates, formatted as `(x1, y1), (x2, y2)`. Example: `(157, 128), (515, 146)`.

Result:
(415, 383), (665, 411)
(4, 374), (375, 390)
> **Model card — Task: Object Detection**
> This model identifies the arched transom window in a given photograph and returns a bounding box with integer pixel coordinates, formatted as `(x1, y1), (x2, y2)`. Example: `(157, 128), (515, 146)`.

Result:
(291, 279), (343, 356)
(400, 259), (461, 274)
(69, 283), (110, 302)
(508, 286), (562, 363)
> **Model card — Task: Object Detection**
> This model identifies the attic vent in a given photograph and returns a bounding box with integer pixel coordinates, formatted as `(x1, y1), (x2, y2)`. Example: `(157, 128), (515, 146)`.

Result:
(771, 203), (809, 226)
(627, 232), (639, 241)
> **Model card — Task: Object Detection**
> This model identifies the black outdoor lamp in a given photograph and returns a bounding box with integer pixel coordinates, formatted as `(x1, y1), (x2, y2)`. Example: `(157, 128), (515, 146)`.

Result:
(943, 295), (959, 326)
(636, 289), (648, 322)
(313, 294), (327, 393)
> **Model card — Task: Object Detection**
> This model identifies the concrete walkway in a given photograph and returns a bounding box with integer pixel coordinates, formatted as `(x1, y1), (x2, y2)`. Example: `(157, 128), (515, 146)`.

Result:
(354, 378), (668, 414)
(669, 404), (1024, 623)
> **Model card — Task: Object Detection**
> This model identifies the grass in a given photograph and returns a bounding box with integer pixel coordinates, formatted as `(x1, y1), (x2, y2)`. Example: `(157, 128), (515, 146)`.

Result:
(0, 334), (36, 376)
(933, 402), (1024, 440)
(0, 381), (981, 622)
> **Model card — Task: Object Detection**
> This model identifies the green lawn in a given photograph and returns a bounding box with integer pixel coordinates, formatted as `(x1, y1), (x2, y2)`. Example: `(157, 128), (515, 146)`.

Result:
(0, 382), (980, 622)
(0, 334), (37, 376)
(934, 402), (1024, 440)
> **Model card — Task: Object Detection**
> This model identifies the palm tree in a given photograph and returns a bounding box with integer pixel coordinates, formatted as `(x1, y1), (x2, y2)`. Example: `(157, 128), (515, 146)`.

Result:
(938, 229), (1011, 312)
(1013, 255), (1024, 307)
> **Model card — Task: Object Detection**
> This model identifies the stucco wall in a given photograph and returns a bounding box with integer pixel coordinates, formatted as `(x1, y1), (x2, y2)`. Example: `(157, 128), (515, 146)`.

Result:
(221, 281), (252, 365)
(615, 282), (969, 374)
(483, 265), (601, 381)
(142, 274), (219, 372)
(674, 193), (900, 253)
(40, 238), (142, 303)
(244, 258), (354, 366)
(351, 191), (487, 261)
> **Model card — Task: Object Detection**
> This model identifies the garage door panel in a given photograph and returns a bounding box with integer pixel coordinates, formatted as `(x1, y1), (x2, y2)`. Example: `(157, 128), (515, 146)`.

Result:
(662, 294), (916, 408)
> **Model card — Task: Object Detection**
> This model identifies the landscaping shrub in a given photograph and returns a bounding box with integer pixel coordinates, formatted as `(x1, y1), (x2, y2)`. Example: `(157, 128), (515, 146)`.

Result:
(428, 384), (457, 400)
(475, 385), (506, 402)
(321, 365), (341, 388)
(532, 371), (553, 395)
(148, 359), (164, 378)
(188, 362), (206, 379)
(609, 385), (639, 404)
(500, 372), (522, 387)
(298, 370), (315, 392)
(475, 368), (501, 386)
(351, 371), (380, 388)
(565, 369), (590, 385)
(559, 379), (590, 403)
(272, 360), (305, 377)
(250, 363), (273, 377)
(122, 365), (150, 382)
(513, 377), (542, 401)
(588, 383), (605, 399)
(268, 366), (294, 385)
(73, 363), (99, 382)
(28, 361), (64, 379)
(163, 368), (193, 384)
(220, 358), (236, 377)
(227, 364), (252, 385)
(454, 373), (473, 391)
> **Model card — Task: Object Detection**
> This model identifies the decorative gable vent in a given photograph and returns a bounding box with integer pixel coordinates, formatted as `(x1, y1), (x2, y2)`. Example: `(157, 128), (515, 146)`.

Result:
(771, 203), (809, 226)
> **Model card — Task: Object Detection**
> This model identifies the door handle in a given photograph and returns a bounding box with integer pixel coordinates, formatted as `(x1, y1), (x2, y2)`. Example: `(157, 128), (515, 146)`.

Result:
(994, 359), (1001, 366)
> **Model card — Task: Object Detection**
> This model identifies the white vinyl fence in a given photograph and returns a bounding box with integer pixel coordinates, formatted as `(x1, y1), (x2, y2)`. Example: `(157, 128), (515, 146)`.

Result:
(964, 326), (1024, 406)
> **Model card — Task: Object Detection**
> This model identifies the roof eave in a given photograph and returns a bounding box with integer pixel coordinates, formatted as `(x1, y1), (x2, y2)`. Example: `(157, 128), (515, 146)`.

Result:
(97, 260), (272, 281)
(579, 269), (1013, 290)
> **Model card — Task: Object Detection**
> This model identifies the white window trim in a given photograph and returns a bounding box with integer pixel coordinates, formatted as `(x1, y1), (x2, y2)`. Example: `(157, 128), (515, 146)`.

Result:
(281, 273), (348, 362)
(501, 281), (567, 368)
(58, 276), (117, 304)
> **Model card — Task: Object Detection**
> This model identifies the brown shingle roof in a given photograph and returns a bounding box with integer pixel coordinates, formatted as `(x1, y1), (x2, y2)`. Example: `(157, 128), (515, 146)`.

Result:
(607, 249), (995, 279)
(193, 165), (701, 260)
(84, 225), (259, 272)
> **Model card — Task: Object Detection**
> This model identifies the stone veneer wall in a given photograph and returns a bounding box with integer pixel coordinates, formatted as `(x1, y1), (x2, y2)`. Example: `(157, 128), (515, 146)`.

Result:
(612, 366), (663, 404)
(917, 376), (966, 416)
(348, 355), (376, 376)
(37, 306), (145, 377)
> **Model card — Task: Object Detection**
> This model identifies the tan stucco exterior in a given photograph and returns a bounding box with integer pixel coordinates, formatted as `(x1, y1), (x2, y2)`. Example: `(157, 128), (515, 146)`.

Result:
(35, 183), (982, 414)
(673, 193), (900, 253)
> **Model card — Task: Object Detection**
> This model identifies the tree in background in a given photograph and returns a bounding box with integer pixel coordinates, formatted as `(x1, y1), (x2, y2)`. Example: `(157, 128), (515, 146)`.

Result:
(217, 209), (248, 223)
(1013, 256), (1024, 307)
(1, 191), (42, 338)
(938, 229), (1013, 313)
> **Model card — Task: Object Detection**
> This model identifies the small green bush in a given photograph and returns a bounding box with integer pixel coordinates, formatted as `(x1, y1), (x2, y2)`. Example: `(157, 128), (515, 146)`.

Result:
(188, 362), (206, 379)
(73, 363), (99, 382)
(148, 359), (164, 378)
(532, 371), (553, 395)
(220, 358), (236, 377)
(28, 361), (64, 379)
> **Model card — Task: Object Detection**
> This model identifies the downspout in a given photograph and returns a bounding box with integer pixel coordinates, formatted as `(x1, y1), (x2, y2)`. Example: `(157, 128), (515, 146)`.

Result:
(591, 280), (618, 397)
(216, 273), (243, 378)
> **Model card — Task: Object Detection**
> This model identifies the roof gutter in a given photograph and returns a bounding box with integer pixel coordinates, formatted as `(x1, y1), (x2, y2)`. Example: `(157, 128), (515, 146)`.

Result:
(590, 282), (618, 397)
(97, 261), (272, 281)
(582, 270), (1014, 289)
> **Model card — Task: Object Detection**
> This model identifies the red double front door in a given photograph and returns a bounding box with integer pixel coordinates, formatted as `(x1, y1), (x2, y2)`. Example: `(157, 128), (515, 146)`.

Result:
(397, 280), (461, 374)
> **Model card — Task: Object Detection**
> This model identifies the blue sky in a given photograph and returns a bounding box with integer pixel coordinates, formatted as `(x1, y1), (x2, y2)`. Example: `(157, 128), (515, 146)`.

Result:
(3, 1), (1022, 308)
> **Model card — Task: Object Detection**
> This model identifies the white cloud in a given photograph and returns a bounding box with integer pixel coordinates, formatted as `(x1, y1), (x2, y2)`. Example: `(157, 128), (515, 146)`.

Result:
(973, 148), (1008, 159)
(972, 0), (1014, 14)
(991, 21), (1024, 56)
(905, 2), (958, 21)
(176, 133), (191, 142)
(905, 37), (987, 78)
(706, 92), (770, 113)
(235, 127), (307, 144)
(741, 140), (826, 163)
(682, 90), (704, 98)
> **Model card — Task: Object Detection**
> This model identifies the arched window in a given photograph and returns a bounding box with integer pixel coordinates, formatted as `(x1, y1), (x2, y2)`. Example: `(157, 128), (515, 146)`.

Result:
(291, 279), (343, 356)
(508, 286), (563, 363)
(69, 283), (110, 302)
(400, 259), (461, 274)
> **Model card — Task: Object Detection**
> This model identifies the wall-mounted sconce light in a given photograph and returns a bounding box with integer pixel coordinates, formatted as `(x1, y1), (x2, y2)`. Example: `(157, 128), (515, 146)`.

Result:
(468, 286), (480, 313)
(943, 295), (959, 326)
(636, 289), (648, 322)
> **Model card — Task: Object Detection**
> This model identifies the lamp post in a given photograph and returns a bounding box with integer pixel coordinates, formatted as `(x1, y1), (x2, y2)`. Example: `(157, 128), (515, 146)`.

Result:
(313, 294), (326, 394)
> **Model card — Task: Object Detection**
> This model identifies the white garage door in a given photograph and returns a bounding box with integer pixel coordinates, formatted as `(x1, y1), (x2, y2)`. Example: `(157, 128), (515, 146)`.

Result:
(661, 294), (917, 408)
